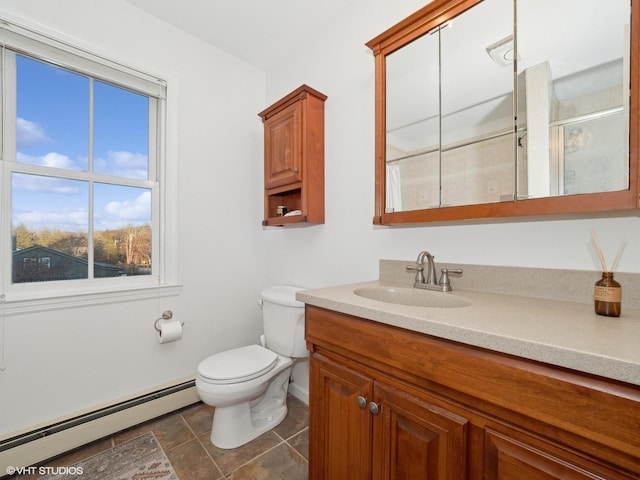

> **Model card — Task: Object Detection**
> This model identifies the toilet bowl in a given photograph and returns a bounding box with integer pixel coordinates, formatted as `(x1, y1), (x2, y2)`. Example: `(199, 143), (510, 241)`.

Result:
(195, 286), (307, 449)
(196, 344), (294, 449)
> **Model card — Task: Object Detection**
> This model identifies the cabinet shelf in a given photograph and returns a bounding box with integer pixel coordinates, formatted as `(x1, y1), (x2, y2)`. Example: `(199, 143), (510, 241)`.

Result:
(262, 214), (308, 227)
(259, 85), (326, 227)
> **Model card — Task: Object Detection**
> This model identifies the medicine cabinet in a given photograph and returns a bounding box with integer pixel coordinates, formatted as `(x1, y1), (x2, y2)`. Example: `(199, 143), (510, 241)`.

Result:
(367, 0), (639, 224)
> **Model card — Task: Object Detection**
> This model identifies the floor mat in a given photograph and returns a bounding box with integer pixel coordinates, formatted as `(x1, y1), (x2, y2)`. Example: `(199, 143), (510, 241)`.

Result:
(38, 432), (178, 480)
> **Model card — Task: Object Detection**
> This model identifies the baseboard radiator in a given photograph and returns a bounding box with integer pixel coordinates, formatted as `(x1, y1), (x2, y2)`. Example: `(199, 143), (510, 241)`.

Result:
(0, 378), (199, 472)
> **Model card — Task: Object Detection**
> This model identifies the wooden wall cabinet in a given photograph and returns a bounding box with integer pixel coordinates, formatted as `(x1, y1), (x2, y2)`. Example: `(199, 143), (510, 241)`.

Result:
(258, 85), (326, 226)
(306, 305), (640, 480)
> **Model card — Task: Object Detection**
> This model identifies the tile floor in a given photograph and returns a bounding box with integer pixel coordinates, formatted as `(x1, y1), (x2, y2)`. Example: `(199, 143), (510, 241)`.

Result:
(10, 395), (309, 480)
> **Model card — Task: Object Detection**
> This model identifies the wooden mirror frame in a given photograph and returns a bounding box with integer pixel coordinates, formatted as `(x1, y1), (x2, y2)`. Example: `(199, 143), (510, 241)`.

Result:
(367, 0), (640, 225)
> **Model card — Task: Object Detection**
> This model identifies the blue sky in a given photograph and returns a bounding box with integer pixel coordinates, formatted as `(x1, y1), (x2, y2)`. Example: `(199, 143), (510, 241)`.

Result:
(13, 54), (151, 233)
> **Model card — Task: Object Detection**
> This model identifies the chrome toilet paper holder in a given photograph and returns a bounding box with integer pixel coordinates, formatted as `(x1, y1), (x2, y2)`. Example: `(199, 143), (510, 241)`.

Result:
(154, 310), (183, 332)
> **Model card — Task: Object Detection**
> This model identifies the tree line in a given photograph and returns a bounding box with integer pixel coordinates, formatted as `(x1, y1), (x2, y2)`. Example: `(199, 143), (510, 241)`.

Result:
(13, 223), (151, 267)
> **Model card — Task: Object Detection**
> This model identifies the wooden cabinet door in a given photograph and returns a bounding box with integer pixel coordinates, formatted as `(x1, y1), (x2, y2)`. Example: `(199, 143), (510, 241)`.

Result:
(373, 382), (468, 480)
(264, 100), (302, 189)
(309, 353), (373, 480)
(484, 428), (634, 480)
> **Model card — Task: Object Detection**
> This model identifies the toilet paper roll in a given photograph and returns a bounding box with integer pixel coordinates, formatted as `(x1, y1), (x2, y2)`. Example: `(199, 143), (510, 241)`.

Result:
(158, 319), (183, 344)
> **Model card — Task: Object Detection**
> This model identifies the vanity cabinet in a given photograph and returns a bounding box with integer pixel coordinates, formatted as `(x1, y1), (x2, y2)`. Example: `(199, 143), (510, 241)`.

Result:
(306, 305), (640, 480)
(258, 85), (326, 226)
(311, 353), (467, 480)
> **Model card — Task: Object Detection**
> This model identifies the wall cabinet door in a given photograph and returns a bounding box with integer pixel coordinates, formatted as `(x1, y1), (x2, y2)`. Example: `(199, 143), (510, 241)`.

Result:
(264, 100), (302, 190)
(310, 353), (468, 480)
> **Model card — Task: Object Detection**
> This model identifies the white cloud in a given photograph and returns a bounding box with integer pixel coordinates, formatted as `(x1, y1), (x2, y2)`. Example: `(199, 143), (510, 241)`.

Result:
(16, 117), (50, 147)
(12, 173), (83, 195)
(41, 152), (76, 169)
(17, 151), (76, 170)
(13, 208), (88, 232)
(94, 151), (148, 180)
(102, 190), (151, 226)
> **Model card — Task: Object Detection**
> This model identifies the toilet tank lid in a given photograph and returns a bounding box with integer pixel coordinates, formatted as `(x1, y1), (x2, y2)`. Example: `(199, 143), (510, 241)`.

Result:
(261, 285), (306, 307)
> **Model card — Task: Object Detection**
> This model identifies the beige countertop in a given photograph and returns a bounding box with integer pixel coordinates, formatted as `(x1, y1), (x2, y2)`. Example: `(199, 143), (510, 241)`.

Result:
(297, 273), (640, 386)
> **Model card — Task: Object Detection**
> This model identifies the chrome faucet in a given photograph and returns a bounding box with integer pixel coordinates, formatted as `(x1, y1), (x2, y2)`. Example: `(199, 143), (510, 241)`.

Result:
(406, 251), (463, 292)
(409, 251), (437, 286)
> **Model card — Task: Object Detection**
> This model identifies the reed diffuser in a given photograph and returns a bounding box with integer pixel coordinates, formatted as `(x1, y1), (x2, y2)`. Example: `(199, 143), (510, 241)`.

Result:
(590, 228), (626, 317)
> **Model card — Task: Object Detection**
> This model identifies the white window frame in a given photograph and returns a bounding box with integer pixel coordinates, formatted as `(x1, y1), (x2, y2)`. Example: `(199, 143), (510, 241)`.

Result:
(0, 19), (180, 313)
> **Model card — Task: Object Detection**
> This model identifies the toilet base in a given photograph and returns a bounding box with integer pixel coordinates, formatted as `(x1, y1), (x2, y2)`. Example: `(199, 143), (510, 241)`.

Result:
(210, 367), (292, 449)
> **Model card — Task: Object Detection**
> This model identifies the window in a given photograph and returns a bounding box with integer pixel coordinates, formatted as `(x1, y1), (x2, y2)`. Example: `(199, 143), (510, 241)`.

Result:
(0, 21), (171, 303)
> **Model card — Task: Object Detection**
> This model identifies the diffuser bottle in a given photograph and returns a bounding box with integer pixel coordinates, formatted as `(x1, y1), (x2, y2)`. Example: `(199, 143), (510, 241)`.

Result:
(594, 272), (621, 317)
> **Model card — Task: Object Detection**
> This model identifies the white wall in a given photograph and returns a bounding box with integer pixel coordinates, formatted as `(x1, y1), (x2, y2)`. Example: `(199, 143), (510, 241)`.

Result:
(0, 0), (267, 436)
(1, 0), (638, 438)
(257, 0), (640, 389)
(258, 0), (640, 288)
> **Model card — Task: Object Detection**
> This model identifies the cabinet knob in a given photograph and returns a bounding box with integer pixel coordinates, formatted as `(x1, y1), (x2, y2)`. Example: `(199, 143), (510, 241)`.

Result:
(357, 396), (368, 409)
(368, 401), (380, 415)
(292, 167), (299, 173)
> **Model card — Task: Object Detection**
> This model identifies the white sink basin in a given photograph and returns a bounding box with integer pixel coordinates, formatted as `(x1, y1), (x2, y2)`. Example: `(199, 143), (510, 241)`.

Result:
(353, 286), (471, 308)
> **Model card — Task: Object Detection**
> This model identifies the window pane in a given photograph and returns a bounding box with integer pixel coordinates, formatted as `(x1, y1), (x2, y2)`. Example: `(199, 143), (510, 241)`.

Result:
(16, 55), (89, 171)
(94, 81), (149, 180)
(94, 183), (151, 277)
(12, 173), (89, 283)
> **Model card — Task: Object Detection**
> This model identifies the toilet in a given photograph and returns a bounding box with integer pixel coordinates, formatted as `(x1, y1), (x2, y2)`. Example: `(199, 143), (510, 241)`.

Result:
(195, 285), (308, 449)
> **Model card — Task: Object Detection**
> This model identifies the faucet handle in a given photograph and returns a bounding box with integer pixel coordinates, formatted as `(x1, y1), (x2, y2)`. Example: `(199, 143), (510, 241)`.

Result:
(439, 268), (463, 291)
(406, 263), (425, 284)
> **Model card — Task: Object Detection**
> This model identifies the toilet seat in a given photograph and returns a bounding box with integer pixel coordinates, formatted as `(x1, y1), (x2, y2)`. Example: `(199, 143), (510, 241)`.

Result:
(198, 344), (279, 384)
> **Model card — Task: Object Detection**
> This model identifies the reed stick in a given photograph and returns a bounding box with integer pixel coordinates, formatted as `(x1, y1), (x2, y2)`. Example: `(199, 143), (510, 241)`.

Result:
(610, 231), (628, 273)
(590, 228), (608, 272)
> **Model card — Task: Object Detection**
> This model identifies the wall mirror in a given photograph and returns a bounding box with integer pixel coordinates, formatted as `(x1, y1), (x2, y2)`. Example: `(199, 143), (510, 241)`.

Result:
(367, 0), (639, 224)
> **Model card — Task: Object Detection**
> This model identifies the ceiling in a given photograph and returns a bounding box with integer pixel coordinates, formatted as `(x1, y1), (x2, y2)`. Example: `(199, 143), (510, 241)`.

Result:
(124, 0), (355, 71)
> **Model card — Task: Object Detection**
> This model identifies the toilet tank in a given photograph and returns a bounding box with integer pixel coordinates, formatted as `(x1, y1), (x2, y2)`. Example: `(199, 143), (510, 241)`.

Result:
(261, 285), (308, 358)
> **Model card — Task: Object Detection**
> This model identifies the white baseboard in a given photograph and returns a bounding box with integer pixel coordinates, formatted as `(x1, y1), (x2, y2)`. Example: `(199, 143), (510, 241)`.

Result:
(0, 380), (200, 473)
(288, 381), (309, 405)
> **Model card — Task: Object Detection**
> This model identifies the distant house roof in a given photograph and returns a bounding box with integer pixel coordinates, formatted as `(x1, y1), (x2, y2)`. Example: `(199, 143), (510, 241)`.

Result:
(12, 245), (125, 282)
